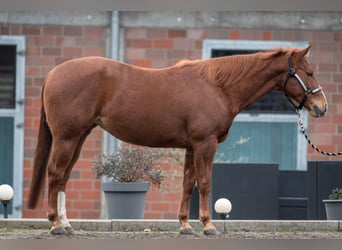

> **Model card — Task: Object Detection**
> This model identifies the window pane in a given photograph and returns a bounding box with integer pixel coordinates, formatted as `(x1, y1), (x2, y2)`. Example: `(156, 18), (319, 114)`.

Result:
(215, 121), (298, 170)
(0, 45), (16, 109)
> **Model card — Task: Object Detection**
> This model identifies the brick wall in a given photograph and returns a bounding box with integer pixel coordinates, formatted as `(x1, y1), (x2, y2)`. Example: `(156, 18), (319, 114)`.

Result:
(1, 23), (342, 220)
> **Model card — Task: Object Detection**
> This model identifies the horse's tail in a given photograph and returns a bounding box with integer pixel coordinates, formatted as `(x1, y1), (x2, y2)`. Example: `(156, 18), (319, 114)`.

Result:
(28, 84), (52, 209)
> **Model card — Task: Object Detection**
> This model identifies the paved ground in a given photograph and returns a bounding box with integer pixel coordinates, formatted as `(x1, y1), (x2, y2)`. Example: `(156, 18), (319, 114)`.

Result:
(1, 228), (342, 239)
(1, 219), (342, 239)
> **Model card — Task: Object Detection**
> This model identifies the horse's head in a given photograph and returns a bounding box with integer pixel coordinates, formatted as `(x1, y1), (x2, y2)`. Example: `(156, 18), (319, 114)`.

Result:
(283, 46), (327, 118)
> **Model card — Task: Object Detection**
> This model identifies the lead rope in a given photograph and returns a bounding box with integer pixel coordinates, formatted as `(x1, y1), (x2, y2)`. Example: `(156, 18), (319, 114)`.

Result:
(297, 109), (342, 156)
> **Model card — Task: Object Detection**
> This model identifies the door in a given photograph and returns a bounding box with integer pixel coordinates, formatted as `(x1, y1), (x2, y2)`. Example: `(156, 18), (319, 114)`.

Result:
(0, 36), (25, 218)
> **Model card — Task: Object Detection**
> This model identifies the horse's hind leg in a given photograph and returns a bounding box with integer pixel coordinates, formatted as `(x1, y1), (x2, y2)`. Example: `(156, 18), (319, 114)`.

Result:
(47, 132), (89, 235)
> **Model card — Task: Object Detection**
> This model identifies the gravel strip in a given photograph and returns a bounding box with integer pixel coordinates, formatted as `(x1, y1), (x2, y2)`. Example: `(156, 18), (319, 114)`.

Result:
(1, 229), (342, 239)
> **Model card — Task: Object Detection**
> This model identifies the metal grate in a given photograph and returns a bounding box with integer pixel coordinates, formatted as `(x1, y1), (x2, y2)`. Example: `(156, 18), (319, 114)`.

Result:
(0, 45), (16, 109)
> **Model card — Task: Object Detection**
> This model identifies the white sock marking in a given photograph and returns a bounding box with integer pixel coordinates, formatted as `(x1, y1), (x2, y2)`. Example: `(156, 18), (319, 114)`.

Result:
(57, 191), (71, 227)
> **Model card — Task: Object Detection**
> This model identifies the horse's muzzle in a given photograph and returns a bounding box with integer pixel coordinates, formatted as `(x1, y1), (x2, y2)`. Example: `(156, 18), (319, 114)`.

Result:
(313, 103), (327, 118)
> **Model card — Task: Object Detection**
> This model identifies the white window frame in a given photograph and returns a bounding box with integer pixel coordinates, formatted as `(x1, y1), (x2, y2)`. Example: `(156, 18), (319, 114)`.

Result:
(202, 40), (309, 170)
(0, 35), (25, 217)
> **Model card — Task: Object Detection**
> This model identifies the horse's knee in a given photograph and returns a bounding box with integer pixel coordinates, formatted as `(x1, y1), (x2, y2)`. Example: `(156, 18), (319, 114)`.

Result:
(197, 179), (210, 194)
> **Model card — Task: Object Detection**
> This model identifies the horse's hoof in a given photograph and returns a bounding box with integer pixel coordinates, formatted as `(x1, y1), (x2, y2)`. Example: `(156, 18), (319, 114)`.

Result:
(180, 227), (197, 235)
(203, 228), (220, 236)
(64, 226), (75, 235)
(50, 226), (69, 235)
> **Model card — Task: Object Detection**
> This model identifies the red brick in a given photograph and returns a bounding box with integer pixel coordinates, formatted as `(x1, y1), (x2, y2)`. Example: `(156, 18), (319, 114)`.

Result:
(84, 47), (104, 56)
(154, 39), (173, 49)
(173, 40), (194, 50)
(239, 30), (263, 40)
(85, 27), (105, 37)
(146, 29), (166, 39)
(0, 25), (10, 34)
(126, 48), (146, 60)
(71, 180), (93, 190)
(55, 36), (76, 46)
(26, 66), (40, 77)
(144, 212), (161, 219)
(80, 211), (100, 219)
(74, 160), (93, 169)
(168, 29), (186, 38)
(146, 50), (166, 60)
(263, 31), (272, 40)
(333, 73), (342, 83)
(151, 202), (170, 211)
(42, 47), (61, 56)
(333, 33), (342, 41)
(27, 56), (54, 66)
(26, 47), (41, 56)
(23, 25), (41, 35)
(311, 52), (334, 63)
(205, 29), (229, 39)
(63, 26), (83, 36)
(81, 191), (100, 199)
(167, 50), (186, 59)
(230, 30), (240, 40)
(313, 32), (334, 41)
(35, 36), (54, 46)
(186, 29), (205, 39)
(315, 124), (336, 133)
(131, 39), (152, 48)
(126, 28), (147, 39)
(43, 26), (62, 36)
(76, 37), (101, 46)
(63, 47), (82, 57)
(332, 115), (342, 123)
(73, 200), (93, 209)
(318, 63), (337, 72)
(318, 42), (339, 51)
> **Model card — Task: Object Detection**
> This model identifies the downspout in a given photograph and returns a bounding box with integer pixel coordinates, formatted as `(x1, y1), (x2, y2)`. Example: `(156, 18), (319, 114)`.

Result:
(102, 10), (120, 155)
(100, 10), (121, 218)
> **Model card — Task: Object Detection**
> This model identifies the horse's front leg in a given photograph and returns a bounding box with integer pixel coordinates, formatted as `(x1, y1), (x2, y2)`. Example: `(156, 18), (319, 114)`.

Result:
(193, 136), (219, 236)
(178, 148), (197, 235)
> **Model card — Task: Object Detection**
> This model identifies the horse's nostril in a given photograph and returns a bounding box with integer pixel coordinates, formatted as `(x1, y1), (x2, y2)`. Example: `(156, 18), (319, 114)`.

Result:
(313, 104), (326, 117)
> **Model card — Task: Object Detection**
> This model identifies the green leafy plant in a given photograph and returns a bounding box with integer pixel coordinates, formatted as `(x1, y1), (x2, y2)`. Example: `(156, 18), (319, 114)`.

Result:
(93, 146), (165, 188)
(328, 188), (342, 200)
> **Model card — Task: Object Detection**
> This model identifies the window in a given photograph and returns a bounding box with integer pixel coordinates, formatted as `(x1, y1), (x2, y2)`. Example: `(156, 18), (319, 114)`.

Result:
(0, 36), (25, 217)
(203, 40), (309, 170)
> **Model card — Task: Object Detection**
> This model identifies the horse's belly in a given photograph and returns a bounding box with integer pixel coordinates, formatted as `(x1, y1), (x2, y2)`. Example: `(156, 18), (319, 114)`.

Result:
(98, 116), (188, 148)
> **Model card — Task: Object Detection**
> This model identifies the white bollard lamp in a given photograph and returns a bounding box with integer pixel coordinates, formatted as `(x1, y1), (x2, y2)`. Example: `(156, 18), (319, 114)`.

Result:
(0, 184), (14, 219)
(214, 198), (232, 232)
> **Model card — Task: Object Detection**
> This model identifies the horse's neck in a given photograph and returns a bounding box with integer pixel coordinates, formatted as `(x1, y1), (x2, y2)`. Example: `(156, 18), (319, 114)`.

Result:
(205, 55), (286, 113)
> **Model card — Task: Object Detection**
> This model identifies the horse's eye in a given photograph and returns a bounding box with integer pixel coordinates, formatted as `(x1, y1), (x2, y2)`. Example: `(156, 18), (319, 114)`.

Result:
(306, 71), (314, 77)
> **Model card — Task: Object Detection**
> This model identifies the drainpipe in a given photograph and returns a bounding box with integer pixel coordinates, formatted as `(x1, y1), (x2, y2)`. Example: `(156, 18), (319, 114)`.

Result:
(102, 10), (120, 155)
(101, 10), (121, 218)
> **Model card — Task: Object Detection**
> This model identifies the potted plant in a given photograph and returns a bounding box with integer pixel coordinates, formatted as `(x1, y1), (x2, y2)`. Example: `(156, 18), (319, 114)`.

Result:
(322, 188), (342, 220)
(93, 145), (165, 219)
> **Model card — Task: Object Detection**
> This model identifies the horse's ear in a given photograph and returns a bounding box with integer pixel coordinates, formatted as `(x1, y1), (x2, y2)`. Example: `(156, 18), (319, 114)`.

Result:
(298, 45), (312, 58)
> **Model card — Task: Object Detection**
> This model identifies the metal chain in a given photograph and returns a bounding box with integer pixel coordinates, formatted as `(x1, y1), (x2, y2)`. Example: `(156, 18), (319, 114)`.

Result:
(297, 110), (342, 156)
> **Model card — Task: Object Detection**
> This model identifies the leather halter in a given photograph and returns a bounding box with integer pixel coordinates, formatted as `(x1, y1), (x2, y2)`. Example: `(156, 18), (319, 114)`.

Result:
(284, 56), (322, 110)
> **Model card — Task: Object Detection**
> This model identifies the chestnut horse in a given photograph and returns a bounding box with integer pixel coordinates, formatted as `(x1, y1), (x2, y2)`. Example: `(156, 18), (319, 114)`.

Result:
(28, 46), (327, 235)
